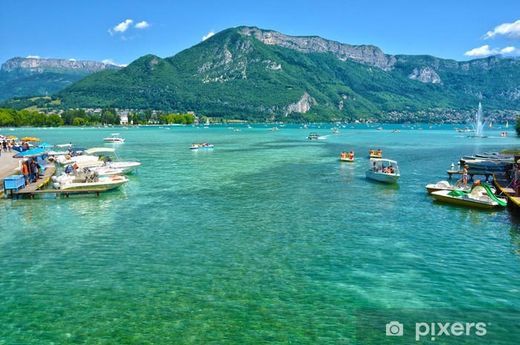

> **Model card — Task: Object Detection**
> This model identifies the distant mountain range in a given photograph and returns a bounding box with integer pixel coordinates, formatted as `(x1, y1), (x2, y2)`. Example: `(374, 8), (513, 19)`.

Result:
(2, 26), (520, 121)
(0, 57), (120, 101)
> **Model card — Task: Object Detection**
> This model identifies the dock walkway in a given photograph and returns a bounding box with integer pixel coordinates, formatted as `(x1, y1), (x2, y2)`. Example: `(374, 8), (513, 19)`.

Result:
(11, 164), (56, 198)
(447, 169), (493, 181)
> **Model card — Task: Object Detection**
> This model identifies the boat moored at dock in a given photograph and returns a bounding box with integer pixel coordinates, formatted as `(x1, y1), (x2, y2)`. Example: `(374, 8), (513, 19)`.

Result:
(430, 184), (506, 209)
(52, 173), (128, 191)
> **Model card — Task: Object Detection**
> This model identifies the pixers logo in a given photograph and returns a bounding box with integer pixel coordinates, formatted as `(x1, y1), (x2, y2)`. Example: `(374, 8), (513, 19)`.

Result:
(415, 321), (487, 341)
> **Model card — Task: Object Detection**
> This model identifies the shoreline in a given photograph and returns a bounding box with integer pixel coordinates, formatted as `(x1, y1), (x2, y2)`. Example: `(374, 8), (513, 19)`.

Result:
(0, 153), (20, 196)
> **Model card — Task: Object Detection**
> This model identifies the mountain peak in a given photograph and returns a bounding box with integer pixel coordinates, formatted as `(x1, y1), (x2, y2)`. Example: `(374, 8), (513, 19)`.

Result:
(236, 26), (396, 70)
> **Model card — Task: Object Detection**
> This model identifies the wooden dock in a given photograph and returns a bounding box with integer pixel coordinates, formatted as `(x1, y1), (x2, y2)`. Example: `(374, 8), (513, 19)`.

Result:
(11, 165), (111, 198)
(10, 165), (56, 198)
(447, 169), (493, 181)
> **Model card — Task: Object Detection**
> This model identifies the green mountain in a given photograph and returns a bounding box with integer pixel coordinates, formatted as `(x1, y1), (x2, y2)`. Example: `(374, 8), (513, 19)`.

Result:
(0, 57), (120, 101)
(27, 27), (520, 120)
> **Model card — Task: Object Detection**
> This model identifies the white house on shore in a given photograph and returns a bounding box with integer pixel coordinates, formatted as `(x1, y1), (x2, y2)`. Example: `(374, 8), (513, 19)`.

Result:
(119, 113), (129, 125)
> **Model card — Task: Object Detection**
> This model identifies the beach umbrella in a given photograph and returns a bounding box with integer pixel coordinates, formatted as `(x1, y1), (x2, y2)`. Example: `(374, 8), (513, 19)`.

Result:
(21, 136), (41, 142)
(6, 135), (17, 140)
(14, 147), (46, 158)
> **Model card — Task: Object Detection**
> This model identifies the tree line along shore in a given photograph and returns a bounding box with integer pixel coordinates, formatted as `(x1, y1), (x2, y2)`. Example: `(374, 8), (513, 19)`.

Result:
(0, 108), (196, 127)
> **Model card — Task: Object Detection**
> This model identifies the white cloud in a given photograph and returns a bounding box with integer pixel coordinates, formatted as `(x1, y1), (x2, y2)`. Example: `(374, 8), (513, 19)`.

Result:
(484, 19), (520, 39)
(500, 46), (516, 54)
(69, 58), (76, 62)
(110, 19), (133, 35)
(102, 59), (127, 67)
(464, 45), (498, 57)
(26, 55), (40, 59)
(202, 31), (215, 41)
(135, 21), (150, 29)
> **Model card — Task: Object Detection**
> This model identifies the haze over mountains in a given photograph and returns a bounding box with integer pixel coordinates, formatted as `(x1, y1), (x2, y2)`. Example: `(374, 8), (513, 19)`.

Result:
(2, 26), (520, 121)
(0, 57), (120, 101)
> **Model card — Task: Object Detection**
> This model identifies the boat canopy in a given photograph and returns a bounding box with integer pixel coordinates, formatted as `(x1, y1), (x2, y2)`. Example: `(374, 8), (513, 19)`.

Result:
(370, 158), (398, 165)
(14, 147), (47, 157)
(85, 147), (116, 155)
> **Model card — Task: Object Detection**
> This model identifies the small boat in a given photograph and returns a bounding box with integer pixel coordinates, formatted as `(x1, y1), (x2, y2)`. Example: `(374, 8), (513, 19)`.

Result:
(103, 133), (125, 143)
(87, 166), (126, 177)
(369, 149), (382, 158)
(106, 161), (141, 173)
(52, 173), (128, 191)
(339, 151), (355, 162)
(366, 159), (400, 184)
(430, 184), (506, 209)
(190, 143), (214, 150)
(426, 180), (496, 194)
(308, 133), (319, 140)
(331, 127), (339, 134)
(56, 155), (104, 168)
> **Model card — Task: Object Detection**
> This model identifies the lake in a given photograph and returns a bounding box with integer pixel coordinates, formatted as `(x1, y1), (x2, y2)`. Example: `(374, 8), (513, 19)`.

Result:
(1, 124), (519, 344)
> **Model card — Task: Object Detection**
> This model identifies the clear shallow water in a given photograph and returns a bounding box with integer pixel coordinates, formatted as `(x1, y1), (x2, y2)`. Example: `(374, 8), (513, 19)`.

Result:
(1, 125), (519, 344)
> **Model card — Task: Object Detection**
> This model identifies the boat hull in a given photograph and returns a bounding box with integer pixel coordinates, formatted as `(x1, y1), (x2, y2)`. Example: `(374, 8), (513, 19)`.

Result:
(430, 191), (501, 209)
(107, 162), (141, 173)
(339, 158), (355, 162)
(365, 170), (400, 184)
(60, 179), (128, 191)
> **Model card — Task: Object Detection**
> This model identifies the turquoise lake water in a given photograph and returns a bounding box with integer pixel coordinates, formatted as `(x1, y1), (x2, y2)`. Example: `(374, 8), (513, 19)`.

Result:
(1, 124), (519, 344)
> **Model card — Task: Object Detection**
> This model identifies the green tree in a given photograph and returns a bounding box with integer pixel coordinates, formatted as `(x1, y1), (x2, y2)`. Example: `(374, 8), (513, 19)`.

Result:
(100, 108), (119, 124)
(516, 116), (520, 136)
(46, 114), (64, 127)
(72, 117), (87, 126)
(0, 109), (15, 126)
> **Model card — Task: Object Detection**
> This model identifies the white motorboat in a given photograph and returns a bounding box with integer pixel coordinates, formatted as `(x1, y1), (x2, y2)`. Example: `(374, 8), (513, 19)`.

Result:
(366, 158), (400, 184)
(190, 143), (214, 150)
(106, 161), (141, 173)
(53, 173), (128, 191)
(85, 147), (116, 155)
(56, 154), (104, 168)
(103, 133), (125, 143)
(87, 166), (126, 177)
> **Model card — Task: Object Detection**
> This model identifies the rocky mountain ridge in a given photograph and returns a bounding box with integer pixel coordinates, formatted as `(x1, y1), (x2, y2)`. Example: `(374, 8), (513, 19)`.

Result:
(1, 57), (120, 74)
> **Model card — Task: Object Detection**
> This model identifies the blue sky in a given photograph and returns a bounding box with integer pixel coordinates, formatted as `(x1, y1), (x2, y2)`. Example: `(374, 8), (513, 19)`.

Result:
(1, 0), (519, 65)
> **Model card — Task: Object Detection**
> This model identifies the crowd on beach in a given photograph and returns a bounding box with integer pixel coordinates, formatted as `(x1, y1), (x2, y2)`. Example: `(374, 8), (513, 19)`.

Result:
(0, 138), (17, 156)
